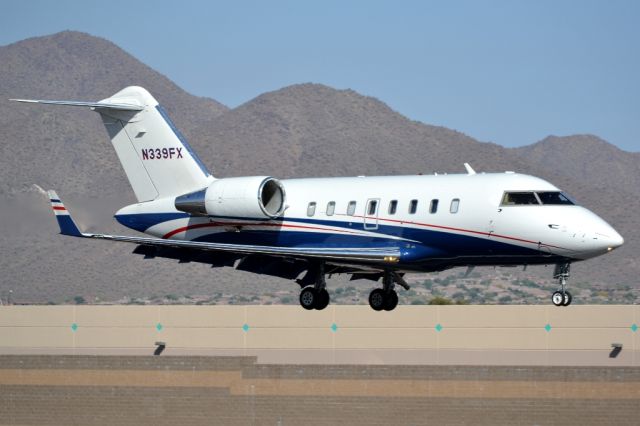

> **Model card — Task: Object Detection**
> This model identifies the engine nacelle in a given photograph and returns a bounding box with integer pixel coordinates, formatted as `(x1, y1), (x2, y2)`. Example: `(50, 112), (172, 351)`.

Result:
(175, 176), (286, 219)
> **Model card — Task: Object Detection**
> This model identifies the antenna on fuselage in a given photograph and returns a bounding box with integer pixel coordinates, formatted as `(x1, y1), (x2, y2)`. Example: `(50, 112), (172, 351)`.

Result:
(464, 163), (476, 175)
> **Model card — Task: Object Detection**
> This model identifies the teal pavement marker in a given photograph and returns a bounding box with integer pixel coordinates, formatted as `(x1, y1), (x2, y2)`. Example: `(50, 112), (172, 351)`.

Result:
(156, 323), (163, 332)
(631, 324), (638, 332)
(544, 324), (552, 332)
(435, 324), (443, 332)
(70, 323), (78, 332)
(242, 324), (250, 332)
(330, 323), (338, 332)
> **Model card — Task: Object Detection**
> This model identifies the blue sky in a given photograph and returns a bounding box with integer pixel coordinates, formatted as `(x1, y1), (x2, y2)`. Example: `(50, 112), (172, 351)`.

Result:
(1, 0), (638, 151)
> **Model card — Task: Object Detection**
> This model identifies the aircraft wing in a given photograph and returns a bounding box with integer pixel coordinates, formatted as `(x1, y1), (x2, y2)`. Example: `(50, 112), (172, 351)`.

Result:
(47, 191), (401, 266)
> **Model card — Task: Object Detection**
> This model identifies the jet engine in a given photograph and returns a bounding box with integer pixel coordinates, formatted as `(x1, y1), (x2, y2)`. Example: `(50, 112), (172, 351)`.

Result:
(174, 176), (286, 219)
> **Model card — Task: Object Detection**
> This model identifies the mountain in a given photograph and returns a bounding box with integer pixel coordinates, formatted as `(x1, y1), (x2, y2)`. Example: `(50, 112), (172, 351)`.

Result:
(0, 31), (227, 197)
(0, 31), (638, 303)
(513, 135), (640, 198)
(195, 83), (522, 179)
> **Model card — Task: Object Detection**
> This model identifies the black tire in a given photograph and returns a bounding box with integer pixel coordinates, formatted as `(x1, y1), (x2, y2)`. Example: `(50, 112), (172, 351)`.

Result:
(562, 291), (572, 307)
(551, 291), (564, 307)
(369, 288), (386, 311)
(299, 286), (317, 310)
(314, 289), (330, 310)
(383, 290), (399, 311)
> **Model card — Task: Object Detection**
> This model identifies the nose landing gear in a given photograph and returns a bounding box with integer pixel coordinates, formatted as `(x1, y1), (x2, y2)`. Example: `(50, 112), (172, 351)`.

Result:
(551, 263), (572, 307)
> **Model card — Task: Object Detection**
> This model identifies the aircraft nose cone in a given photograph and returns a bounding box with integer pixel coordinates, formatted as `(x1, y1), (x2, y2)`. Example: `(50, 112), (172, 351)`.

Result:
(596, 226), (624, 252)
(608, 230), (624, 250)
(567, 208), (623, 260)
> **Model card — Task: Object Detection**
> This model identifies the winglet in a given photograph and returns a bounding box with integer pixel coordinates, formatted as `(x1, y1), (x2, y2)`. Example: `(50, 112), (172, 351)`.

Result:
(47, 191), (85, 237)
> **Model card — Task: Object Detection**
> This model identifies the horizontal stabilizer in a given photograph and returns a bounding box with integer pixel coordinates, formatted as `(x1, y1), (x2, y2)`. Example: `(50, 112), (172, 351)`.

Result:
(10, 99), (144, 111)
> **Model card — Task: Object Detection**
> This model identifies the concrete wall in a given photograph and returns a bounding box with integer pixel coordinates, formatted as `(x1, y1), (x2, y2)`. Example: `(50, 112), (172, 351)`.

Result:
(1, 305), (638, 365)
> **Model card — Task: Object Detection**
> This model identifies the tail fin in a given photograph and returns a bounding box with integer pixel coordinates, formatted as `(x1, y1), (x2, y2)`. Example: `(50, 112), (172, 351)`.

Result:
(13, 87), (213, 202)
(47, 190), (85, 237)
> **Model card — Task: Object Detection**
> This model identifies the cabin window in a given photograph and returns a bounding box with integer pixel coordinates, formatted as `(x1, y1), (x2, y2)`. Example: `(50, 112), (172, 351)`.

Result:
(347, 201), (357, 216)
(307, 202), (317, 217)
(450, 199), (460, 213)
(409, 199), (418, 214)
(388, 200), (398, 215)
(326, 201), (336, 216)
(501, 192), (540, 206)
(367, 200), (378, 216)
(429, 199), (438, 214)
(536, 192), (575, 205)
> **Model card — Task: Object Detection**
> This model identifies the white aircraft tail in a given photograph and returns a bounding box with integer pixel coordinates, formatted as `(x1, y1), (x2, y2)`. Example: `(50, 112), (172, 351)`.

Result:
(12, 86), (213, 202)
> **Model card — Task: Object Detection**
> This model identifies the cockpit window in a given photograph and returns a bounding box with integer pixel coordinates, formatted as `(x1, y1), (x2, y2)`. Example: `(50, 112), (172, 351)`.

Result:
(501, 191), (577, 206)
(501, 192), (540, 205)
(536, 192), (575, 205)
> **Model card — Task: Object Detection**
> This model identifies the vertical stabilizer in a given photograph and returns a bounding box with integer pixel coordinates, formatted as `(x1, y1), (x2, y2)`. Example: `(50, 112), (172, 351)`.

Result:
(13, 87), (214, 202)
(95, 86), (213, 201)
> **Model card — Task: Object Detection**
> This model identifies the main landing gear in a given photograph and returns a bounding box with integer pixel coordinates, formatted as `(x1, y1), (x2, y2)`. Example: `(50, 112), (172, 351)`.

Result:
(299, 263), (330, 310)
(296, 265), (410, 311)
(551, 263), (572, 307)
(368, 271), (409, 312)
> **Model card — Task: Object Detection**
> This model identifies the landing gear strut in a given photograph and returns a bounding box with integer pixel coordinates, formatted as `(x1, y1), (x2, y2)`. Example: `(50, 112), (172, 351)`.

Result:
(368, 271), (409, 311)
(551, 263), (572, 307)
(299, 263), (330, 310)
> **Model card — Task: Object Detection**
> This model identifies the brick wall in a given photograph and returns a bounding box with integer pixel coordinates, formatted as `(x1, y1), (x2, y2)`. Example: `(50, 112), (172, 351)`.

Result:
(1, 355), (639, 425)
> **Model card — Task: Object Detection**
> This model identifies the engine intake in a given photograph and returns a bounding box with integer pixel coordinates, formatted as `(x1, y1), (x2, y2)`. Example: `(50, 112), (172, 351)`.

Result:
(175, 176), (286, 219)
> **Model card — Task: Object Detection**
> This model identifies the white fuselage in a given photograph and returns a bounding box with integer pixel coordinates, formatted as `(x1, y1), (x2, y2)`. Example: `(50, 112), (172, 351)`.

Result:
(115, 172), (623, 271)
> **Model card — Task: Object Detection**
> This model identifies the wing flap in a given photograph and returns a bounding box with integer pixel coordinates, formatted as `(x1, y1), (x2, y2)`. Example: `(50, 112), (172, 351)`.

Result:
(93, 232), (401, 263)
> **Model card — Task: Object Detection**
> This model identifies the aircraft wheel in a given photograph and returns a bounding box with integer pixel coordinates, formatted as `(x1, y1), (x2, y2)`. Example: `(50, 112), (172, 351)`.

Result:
(562, 291), (572, 307)
(314, 289), (330, 310)
(369, 289), (386, 311)
(551, 291), (564, 307)
(299, 286), (317, 310)
(383, 290), (399, 311)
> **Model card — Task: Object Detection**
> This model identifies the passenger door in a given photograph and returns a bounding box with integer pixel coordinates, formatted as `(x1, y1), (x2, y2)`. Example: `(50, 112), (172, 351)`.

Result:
(364, 199), (380, 230)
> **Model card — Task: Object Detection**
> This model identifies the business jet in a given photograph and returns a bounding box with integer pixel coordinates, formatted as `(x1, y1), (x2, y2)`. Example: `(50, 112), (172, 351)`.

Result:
(12, 87), (624, 310)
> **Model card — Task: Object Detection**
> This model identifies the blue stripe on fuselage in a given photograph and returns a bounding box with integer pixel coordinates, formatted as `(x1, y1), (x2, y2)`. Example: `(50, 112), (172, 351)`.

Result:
(113, 212), (547, 262)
